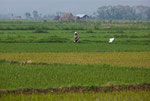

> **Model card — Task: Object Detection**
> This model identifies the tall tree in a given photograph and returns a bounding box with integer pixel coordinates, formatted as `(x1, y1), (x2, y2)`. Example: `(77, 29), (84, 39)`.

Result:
(25, 12), (31, 19)
(146, 8), (150, 20)
(33, 10), (39, 18)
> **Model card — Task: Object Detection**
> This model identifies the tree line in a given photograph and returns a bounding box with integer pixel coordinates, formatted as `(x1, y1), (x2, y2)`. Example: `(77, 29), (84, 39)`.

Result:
(24, 5), (150, 20)
(95, 5), (150, 20)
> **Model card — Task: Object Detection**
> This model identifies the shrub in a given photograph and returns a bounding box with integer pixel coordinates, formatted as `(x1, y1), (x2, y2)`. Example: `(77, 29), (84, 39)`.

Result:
(0, 59), (7, 63)
(33, 28), (48, 33)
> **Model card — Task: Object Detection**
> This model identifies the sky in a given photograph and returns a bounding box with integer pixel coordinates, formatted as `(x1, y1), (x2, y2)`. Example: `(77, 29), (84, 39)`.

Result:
(0, 0), (150, 16)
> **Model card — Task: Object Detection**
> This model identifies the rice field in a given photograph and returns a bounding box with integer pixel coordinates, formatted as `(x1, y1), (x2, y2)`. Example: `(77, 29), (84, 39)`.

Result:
(0, 52), (150, 67)
(0, 20), (150, 100)
(1, 63), (150, 90)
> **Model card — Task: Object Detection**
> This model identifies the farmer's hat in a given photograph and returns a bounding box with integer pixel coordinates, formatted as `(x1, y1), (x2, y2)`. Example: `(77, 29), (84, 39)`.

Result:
(74, 32), (78, 34)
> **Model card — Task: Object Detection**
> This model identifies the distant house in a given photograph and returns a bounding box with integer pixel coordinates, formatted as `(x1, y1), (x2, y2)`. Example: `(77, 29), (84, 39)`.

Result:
(53, 13), (89, 21)
(76, 14), (88, 21)
(59, 13), (76, 21)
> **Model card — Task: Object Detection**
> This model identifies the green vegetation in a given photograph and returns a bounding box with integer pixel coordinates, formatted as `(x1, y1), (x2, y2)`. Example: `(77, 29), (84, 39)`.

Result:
(0, 20), (150, 100)
(0, 52), (150, 67)
(0, 63), (150, 90)
(0, 20), (150, 53)
(0, 43), (150, 52)
(1, 91), (150, 101)
(33, 27), (48, 33)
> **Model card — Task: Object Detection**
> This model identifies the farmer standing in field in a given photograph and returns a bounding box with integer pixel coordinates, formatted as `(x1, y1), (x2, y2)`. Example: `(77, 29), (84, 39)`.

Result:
(74, 32), (79, 43)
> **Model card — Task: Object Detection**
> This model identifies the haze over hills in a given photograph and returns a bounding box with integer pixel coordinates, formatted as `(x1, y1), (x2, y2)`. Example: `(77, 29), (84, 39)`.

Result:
(0, 0), (150, 16)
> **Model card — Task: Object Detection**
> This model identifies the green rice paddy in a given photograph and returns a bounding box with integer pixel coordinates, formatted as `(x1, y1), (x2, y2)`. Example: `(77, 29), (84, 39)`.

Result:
(0, 20), (150, 100)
